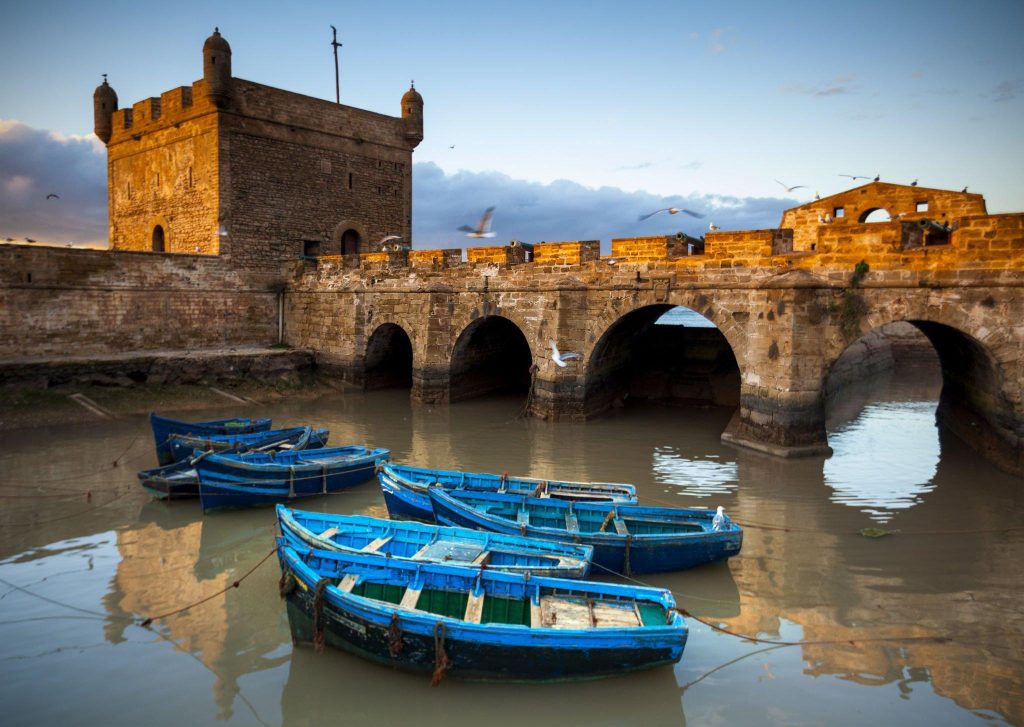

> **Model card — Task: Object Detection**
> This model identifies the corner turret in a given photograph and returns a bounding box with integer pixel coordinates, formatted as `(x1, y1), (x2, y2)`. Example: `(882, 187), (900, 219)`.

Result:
(93, 76), (118, 144)
(401, 82), (423, 148)
(203, 27), (232, 108)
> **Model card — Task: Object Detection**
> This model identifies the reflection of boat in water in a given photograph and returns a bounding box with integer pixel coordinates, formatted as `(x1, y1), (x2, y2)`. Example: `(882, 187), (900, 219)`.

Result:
(280, 637), (685, 726)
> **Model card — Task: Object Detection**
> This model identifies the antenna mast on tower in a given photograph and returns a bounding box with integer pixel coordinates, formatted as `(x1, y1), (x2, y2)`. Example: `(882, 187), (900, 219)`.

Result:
(330, 25), (342, 104)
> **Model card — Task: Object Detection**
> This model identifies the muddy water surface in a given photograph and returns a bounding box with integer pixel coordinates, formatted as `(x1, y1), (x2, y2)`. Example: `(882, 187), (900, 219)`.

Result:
(1, 366), (1021, 726)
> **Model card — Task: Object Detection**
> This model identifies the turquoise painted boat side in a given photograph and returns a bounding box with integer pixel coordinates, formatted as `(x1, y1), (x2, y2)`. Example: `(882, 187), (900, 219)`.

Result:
(277, 505), (594, 577)
(150, 412), (272, 465)
(377, 462), (638, 522)
(277, 541), (687, 681)
(428, 488), (743, 575)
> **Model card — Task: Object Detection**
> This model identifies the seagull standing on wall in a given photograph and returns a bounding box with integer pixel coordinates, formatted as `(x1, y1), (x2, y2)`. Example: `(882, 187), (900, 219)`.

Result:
(458, 207), (496, 238)
(549, 339), (582, 367)
(708, 222), (720, 232)
(638, 207), (704, 221)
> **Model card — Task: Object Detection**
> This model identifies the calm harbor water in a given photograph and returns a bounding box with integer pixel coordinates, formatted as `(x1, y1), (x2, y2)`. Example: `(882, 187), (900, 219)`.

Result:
(1, 365), (1021, 726)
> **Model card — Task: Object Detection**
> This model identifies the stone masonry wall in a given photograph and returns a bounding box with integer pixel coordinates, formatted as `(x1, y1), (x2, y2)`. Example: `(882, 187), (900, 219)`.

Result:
(0, 245), (282, 358)
(107, 81), (220, 254)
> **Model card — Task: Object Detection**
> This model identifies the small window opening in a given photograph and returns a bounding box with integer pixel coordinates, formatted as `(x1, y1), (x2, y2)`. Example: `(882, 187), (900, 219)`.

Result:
(152, 225), (165, 252)
(833, 207), (845, 218)
(303, 240), (321, 257)
(26, 272), (32, 284)
(916, 201), (928, 212)
(348, 172), (353, 190)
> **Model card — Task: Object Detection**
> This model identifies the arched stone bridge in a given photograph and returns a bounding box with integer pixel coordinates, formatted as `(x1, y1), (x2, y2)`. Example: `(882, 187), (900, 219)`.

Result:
(286, 184), (1023, 476)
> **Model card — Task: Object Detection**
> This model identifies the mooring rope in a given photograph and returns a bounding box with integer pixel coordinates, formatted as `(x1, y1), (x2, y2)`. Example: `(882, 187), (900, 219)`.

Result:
(139, 546), (276, 627)
(431, 621), (450, 686)
(311, 577), (330, 653)
(387, 612), (404, 657)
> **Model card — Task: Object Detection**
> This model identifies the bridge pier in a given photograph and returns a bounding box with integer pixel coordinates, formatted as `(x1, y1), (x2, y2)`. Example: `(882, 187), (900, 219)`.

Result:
(721, 388), (833, 458)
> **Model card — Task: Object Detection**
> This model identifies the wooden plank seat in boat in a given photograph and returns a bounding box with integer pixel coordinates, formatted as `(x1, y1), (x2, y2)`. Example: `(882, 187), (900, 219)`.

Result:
(400, 585), (422, 610)
(339, 573), (359, 592)
(464, 591), (485, 624)
(613, 518), (630, 536)
(539, 595), (642, 629)
(319, 527), (339, 539)
(360, 535), (392, 553)
(565, 511), (580, 532)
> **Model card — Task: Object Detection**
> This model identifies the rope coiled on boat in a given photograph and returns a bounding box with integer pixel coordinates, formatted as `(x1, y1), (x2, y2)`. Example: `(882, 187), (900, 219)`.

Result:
(312, 578), (330, 653)
(432, 622), (450, 686)
(387, 612), (404, 657)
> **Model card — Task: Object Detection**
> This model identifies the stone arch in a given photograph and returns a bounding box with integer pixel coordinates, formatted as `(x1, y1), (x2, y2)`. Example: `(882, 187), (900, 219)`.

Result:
(449, 314), (533, 403)
(582, 300), (743, 419)
(859, 207), (891, 223)
(331, 220), (367, 256)
(822, 292), (1021, 474)
(364, 322), (413, 390)
(581, 291), (749, 375)
(150, 215), (170, 252)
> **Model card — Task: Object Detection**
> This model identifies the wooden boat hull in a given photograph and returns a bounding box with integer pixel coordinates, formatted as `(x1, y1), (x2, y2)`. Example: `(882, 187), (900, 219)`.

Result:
(277, 543), (686, 682)
(197, 446), (390, 511)
(166, 426), (329, 464)
(137, 460), (198, 499)
(150, 412), (272, 465)
(276, 506), (594, 578)
(429, 489), (743, 575)
(377, 462), (638, 523)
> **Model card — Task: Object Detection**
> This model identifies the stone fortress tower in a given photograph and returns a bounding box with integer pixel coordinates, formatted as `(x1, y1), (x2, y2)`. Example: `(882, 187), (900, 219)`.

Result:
(93, 28), (423, 267)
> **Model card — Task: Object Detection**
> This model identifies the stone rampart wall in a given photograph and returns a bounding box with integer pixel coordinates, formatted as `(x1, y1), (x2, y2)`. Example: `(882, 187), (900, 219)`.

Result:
(0, 246), (282, 358)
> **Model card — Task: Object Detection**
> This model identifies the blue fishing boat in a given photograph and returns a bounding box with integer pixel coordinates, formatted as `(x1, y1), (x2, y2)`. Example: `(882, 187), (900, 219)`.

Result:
(378, 462), (638, 522)
(150, 412), (272, 465)
(137, 459), (201, 499)
(197, 445), (390, 511)
(277, 540), (686, 682)
(428, 489), (742, 575)
(166, 426), (329, 463)
(277, 506), (593, 578)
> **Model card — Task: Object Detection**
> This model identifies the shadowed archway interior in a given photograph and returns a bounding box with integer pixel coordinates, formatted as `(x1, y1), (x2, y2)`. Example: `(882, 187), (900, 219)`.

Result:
(364, 323), (413, 390)
(584, 305), (740, 419)
(449, 315), (532, 403)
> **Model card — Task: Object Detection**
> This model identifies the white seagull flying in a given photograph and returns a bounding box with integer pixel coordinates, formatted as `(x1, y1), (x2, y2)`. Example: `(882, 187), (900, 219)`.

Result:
(549, 339), (582, 367)
(458, 207), (496, 238)
(638, 207), (704, 222)
(774, 179), (806, 193)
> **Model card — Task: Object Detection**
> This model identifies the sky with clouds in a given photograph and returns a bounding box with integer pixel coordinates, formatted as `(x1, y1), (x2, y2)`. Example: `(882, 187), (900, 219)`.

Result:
(1, 0), (1022, 247)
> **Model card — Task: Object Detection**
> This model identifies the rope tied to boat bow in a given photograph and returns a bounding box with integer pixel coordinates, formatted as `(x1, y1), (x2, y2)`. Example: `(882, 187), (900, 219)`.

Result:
(312, 578), (330, 653)
(278, 568), (296, 598)
(387, 612), (404, 657)
(432, 622), (450, 686)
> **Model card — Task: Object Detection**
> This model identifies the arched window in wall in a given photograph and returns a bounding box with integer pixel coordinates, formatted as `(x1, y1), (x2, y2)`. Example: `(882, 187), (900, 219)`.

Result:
(152, 225), (166, 252)
(341, 228), (361, 255)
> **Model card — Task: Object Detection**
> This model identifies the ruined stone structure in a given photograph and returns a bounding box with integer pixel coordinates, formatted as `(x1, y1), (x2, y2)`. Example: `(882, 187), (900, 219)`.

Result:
(92, 29), (422, 266)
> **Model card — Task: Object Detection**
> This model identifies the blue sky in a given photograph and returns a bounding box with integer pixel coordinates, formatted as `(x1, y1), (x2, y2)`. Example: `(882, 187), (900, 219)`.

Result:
(1, 0), (1022, 246)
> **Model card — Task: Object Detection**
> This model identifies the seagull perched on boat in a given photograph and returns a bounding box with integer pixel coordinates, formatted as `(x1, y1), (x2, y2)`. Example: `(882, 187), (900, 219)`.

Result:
(708, 222), (720, 232)
(712, 506), (728, 531)
(458, 207), (496, 238)
(638, 207), (704, 221)
(774, 179), (806, 193)
(46, 193), (60, 200)
(549, 339), (582, 367)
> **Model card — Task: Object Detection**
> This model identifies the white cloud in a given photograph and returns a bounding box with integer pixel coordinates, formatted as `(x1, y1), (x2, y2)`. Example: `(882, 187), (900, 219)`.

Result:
(0, 119), (107, 246)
